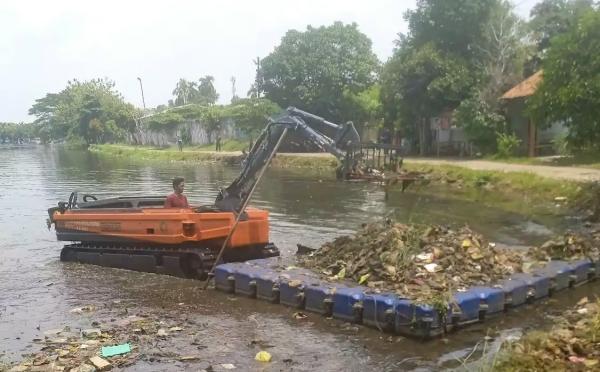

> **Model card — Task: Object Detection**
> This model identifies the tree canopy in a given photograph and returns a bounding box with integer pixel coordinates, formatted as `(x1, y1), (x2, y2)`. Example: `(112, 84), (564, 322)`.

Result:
(0, 122), (37, 142)
(171, 76), (219, 107)
(29, 79), (137, 144)
(528, 9), (600, 149)
(403, 0), (499, 64)
(258, 22), (379, 122)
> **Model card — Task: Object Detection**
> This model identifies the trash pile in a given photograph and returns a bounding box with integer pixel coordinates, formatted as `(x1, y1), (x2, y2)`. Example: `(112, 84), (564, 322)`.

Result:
(494, 297), (600, 370)
(528, 230), (600, 262)
(299, 221), (524, 303)
(6, 311), (203, 372)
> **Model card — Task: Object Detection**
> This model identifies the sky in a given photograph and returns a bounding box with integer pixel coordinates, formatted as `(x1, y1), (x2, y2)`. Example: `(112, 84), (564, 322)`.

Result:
(0, 0), (540, 123)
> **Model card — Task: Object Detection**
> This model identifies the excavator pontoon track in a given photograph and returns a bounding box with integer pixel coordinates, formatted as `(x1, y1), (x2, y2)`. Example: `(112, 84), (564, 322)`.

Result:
(60, 242), (279, 279)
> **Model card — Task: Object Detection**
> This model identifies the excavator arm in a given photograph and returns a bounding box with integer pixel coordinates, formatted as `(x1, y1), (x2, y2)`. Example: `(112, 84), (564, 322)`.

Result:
(214, 107), (360, 212)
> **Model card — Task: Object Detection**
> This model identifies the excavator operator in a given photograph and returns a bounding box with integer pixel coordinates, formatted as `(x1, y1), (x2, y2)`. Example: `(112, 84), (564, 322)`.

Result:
(164, 177), (190, 208)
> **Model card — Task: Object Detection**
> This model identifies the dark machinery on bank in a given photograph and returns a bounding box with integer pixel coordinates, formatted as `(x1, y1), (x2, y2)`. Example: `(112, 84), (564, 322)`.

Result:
(47, 107), (360, 279)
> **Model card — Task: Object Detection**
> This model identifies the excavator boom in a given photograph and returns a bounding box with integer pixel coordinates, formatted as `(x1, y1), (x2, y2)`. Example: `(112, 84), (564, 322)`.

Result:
(215, 107), (360, 212)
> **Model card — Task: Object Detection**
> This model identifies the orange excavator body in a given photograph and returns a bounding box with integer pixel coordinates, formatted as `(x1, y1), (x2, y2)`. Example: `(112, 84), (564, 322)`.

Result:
(51, 207), (270, 248)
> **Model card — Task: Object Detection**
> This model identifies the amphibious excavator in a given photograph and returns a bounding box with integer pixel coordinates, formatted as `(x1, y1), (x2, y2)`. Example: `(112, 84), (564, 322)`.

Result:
(47, 107), (360, 279)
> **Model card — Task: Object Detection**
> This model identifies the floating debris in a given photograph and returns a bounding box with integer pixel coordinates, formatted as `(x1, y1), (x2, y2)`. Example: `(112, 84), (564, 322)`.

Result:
(528, 230), (600, 261)
(255, 351), (272, 363)
(299, 221), (524, 303)
(494, 298), (600, 370)
(101, 343), (131, 357)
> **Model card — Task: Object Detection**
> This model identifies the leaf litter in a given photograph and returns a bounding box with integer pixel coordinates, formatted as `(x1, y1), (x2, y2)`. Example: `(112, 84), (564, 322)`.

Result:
(299, 220), (600, 307)
(299, 220), (524, 304)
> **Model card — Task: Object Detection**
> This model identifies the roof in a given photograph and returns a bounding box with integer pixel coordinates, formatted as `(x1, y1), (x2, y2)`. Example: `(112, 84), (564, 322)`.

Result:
(500, 70), (543, 100)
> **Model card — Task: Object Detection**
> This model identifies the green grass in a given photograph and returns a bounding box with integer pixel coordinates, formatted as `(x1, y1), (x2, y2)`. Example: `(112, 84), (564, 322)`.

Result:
(485, 152), (600, 168)
(403, 162), (582, 209)
(190, 139), (249, 152)
(90, 144), (338, 169)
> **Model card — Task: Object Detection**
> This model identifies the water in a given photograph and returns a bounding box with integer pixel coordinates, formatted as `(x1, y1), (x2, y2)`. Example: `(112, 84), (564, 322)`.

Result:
(0, 145), (588, 371)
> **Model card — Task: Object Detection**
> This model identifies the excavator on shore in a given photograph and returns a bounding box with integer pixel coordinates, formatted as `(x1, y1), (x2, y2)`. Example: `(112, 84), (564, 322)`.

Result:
(47, 107), (360, 279)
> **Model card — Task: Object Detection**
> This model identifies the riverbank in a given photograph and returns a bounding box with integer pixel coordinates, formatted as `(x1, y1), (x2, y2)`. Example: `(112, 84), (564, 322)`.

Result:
(90, 144), (338, 169)
(91, 144), (585, 214)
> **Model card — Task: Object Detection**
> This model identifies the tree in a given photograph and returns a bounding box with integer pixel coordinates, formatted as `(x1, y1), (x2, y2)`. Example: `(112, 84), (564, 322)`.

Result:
(477, 0), (529, 106)
(380, 44), (473, 153)
(247, 57), (264, 99)
(528, 9), (600, 149)
(197, 75), (219, 105)
(454, 94), (506, 153)
(199, 105), (224, 142)
(29, 78), (137, 144)
(342, 84), (383, 133)
(230, 76), (240, 103)
(0, 122), (38, 142)
(172, 78), (197, 106)
(403, 0), (500, 65)
(258, 22), (379, 122)
(227, 98), (281, 136)
(527, 0), (596, 72)
(529, 0), (596, 51)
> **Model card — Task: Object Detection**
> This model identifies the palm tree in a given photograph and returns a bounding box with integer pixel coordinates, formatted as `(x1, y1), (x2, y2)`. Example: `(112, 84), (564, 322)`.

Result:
(197, 76), (219, 105)
(172, 78), (198, 106)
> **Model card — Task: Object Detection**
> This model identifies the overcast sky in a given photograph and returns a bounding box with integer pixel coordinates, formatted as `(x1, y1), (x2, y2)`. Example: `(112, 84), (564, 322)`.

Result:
(0, 0), (540, 123)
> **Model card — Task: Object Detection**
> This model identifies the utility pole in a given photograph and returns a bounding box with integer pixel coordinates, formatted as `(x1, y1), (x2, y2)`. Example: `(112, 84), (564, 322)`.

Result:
(137, 77), (146, 111)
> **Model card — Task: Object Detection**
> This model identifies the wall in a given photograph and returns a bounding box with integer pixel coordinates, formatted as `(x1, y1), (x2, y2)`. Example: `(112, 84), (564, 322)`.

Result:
(127, 119), (244, 146)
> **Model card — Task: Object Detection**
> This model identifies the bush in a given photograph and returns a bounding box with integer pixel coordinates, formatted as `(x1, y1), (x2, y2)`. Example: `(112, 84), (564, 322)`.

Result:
(495, 132), (521, 158)
(454, 95), (506, 154)
(552, 133), (571, 156)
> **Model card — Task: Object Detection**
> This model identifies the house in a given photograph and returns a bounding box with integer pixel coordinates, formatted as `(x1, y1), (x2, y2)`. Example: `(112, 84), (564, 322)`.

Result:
(500, 71), (566, 157)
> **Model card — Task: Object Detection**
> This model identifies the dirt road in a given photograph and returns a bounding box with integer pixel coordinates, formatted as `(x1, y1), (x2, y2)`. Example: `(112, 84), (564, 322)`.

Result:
(183, 149), (600, 182)
(403, 158), (600, 182)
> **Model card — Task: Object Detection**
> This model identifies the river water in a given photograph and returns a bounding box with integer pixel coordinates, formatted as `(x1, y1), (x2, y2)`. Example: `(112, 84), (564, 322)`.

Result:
(0, 145), (592, 371)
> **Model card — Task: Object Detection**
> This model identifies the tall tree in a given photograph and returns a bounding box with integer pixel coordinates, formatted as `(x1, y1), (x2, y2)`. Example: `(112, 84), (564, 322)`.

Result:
(381, 44), (473, 153)
(258, 22), (379, 122)
(477, 0), (529, 106)
(527, 0), (596, 72)
(247, 57), (264, 99)
(403, 0), (499, 65)
(29, 79), (137, 144)
(528, 9), (600, 149)
(197, 75), (219, 105)
(171, 78), (197, 106)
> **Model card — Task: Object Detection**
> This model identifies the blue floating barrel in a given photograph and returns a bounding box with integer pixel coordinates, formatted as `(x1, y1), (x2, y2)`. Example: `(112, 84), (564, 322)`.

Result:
(468, 287), (505, 317)
(363, 293), (407, 332)
(305, 283), (341, 316)
(255, 271), (281, 303)
(279, 276), (309, 308)
(233, 267), (264, 297)
(451, 291), (480, 325)
(245, 258), (278, 268)
(395, 302), (445, 339)
(536, 260), (570, 293)
(214, 263), (240, 293)
(511, 273), (550, 300)
(332, 287), (365, 323)
(497, 279), (528, 307)
(569, 259), (593, 285)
